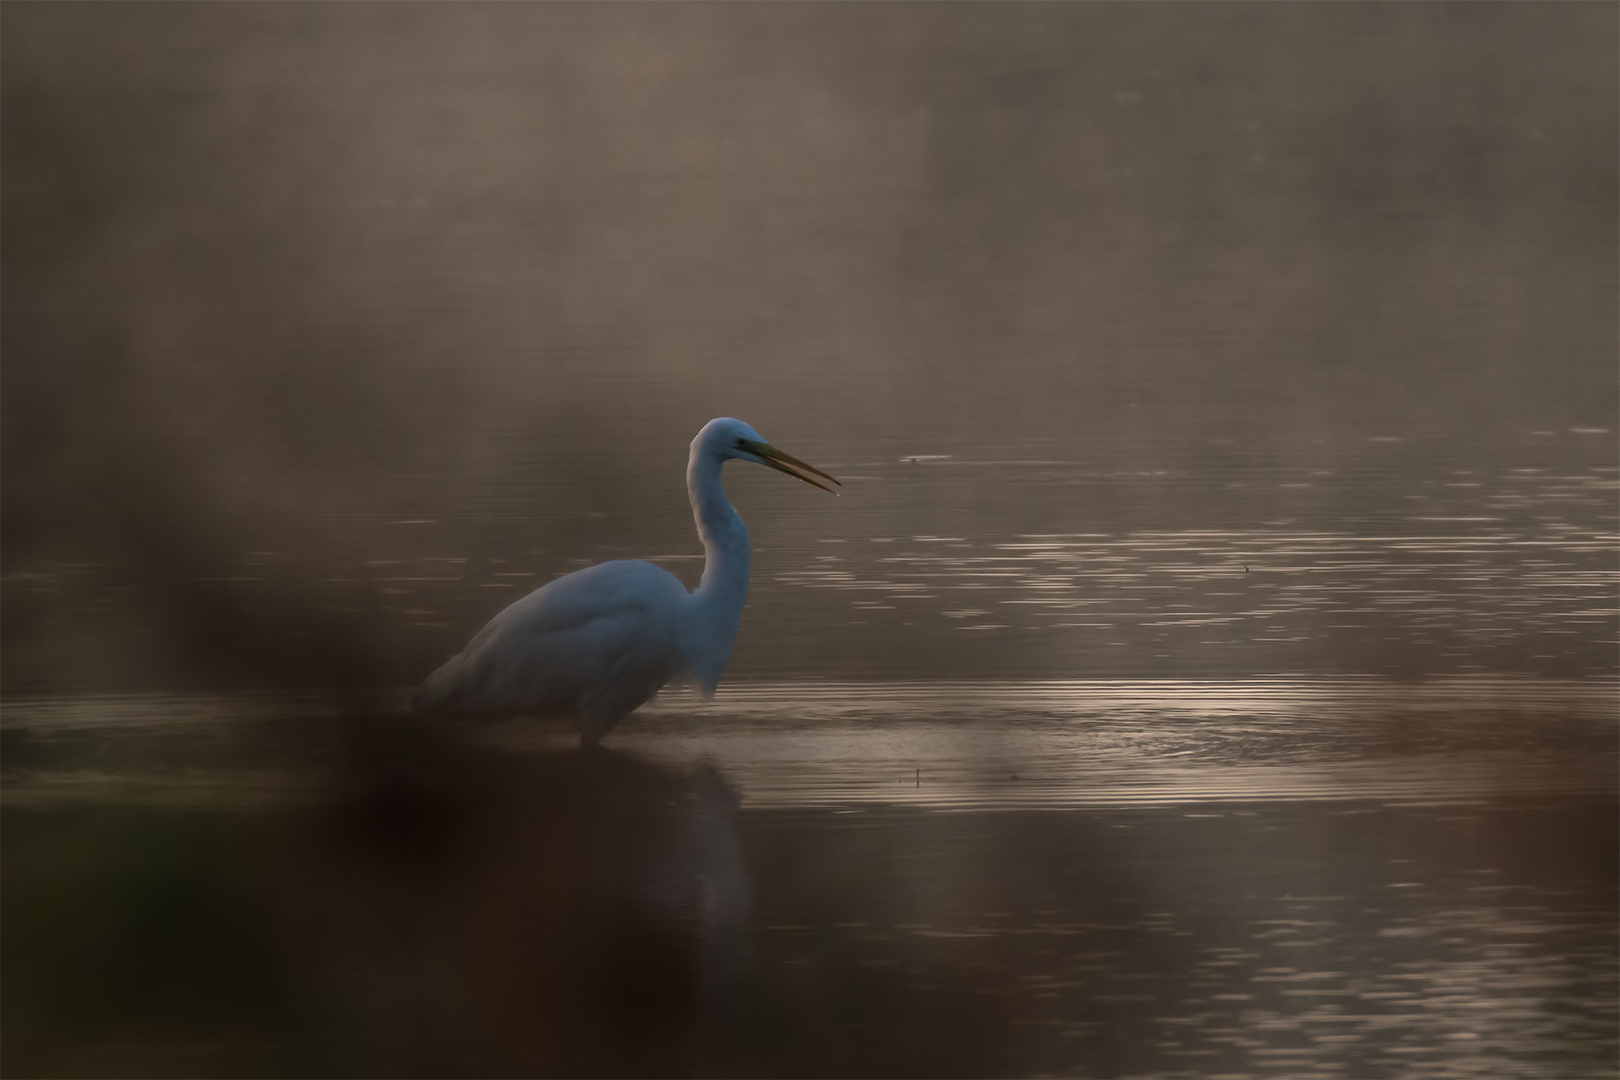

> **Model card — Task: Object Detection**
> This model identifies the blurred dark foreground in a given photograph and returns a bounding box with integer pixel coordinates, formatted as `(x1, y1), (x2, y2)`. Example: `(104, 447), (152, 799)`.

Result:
(4, 715), (751, 1079)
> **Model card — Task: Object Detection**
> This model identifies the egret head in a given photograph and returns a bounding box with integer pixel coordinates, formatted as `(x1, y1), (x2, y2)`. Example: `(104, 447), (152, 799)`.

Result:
(694, 417), (840, 494)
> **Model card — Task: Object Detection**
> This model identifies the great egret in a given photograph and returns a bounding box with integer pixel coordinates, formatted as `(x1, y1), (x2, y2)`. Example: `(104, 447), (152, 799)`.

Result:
(412, 418), (839, 744)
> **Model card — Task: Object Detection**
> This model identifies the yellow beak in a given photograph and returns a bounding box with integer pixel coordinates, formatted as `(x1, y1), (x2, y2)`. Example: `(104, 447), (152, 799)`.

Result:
(739, 439), (841, 495)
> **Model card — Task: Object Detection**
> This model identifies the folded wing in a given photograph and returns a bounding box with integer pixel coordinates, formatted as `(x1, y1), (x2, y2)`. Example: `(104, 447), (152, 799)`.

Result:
(412, 560), (689, 733)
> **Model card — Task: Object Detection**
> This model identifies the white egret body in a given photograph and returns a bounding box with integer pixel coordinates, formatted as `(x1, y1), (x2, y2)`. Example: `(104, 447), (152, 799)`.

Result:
(412, 418), (838, 744)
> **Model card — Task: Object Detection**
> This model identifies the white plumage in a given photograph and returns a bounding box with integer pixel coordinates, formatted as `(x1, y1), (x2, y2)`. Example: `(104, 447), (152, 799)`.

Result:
(412, 418), (838, 744)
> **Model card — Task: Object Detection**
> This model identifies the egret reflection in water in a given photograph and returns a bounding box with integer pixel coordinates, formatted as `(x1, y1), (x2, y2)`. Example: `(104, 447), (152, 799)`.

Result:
(275, 718), (751, 1077)
(413, 420), (838, 745)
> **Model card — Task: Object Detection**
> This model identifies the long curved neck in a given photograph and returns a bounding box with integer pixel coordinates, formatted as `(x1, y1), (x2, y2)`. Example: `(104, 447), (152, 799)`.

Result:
(688, 451), (749, 617)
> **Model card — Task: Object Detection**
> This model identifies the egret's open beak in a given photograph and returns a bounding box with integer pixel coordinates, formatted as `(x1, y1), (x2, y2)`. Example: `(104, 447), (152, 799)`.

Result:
(740, 439), (841, 495)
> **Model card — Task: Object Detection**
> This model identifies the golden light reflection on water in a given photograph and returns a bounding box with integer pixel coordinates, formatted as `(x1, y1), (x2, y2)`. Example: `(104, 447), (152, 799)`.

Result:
(6, 458), (1613, 692)
(5, 677), (1614, 812)
(766, 463), (1618, 675)
(600, 677), (1620, 810)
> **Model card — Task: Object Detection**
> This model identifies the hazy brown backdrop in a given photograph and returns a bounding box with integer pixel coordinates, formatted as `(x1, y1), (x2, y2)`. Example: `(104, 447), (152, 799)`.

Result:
(5, 3), (1616, 692)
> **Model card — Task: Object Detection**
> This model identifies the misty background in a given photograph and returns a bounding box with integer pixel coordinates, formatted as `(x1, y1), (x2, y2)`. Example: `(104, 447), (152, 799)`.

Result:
(4, 3), (1616, 694)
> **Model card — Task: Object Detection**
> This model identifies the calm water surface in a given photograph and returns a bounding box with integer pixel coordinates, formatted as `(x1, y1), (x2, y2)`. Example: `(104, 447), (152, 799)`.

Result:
(4, 679), (1615, 1077)
(4, 443), (1615, 1079)
(3, 436), (1617, 1080)
(8, 446), (1614, 689)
